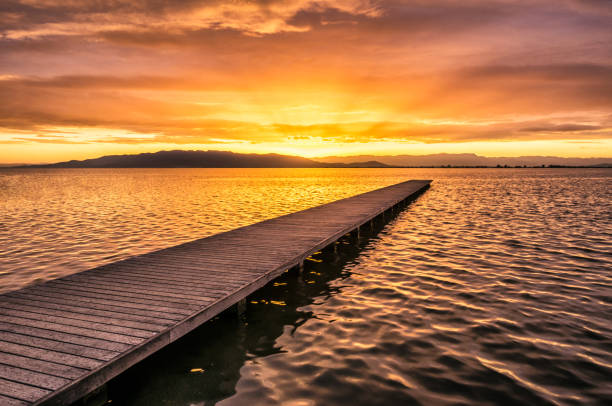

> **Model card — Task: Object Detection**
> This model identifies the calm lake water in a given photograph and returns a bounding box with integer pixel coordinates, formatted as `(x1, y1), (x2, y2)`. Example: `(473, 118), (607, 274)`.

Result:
(1, 168), (611, 405)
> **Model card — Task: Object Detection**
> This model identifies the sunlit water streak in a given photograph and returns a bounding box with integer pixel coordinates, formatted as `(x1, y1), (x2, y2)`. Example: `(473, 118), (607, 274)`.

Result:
(1, 168), (611, 405)
(0, 168), (416, 293)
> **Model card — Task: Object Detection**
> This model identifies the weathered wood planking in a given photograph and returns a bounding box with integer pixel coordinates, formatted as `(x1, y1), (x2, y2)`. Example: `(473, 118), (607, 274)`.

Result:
(0, 179), (431, 405)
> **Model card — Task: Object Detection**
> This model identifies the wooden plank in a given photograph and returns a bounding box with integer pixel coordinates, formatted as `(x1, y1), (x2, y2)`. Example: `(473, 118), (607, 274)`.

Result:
(130, 254), (288, 271)
(0, 322), (132, 353)
(0, 341), (101, 370)
(0, 364), (71, 390)
(32, 282), (207, 311)
(102, 262), (257, 281)
(108, 260), (265, 278)
(46, 280), (216, 306)
(0, 331), (119, 362)
(79, 267), (249, 288)
(64, 273), (239, 297)
(0, 394), (30, 406)
(0, 179), (431, 406)
(0, 299), (166, 332)
(0, 308), (156, 339)
(65, 273), (234, 298)
(0, 352), (86, 380)
(0, 316), (147, 346)
(0, 377), (51, 403)
(6, 291), (184, 323)
(20, 286), (197, 316)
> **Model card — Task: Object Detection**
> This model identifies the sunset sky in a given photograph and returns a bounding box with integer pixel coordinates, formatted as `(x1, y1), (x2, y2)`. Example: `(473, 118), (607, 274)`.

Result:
(1, 0), (611, 163)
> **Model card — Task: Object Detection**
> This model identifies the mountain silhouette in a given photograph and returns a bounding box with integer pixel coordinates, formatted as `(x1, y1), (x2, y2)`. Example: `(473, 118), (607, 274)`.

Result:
(21, 150), (390, 168)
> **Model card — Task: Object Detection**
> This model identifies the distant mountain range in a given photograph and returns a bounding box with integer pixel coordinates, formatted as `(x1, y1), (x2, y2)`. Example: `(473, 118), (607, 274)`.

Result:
(17, 150), (390, 168)
(9, 150), (612, 168)
(317, 153), (612, 168)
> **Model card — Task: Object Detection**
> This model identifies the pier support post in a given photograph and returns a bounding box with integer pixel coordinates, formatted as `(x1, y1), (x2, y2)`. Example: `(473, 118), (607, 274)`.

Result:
(236, 298), (247, 316)
(352, 227), (360, 244)
(330, 242), (340, 263)
(80, 384), (107, 406)
(296, 261), (305, 285)
(323, 242), (337, 254)
(289, 261), (304, 275)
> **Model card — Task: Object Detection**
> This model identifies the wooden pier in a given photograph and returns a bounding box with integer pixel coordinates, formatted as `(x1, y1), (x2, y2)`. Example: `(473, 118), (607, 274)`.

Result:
(0, 179), (431, 405)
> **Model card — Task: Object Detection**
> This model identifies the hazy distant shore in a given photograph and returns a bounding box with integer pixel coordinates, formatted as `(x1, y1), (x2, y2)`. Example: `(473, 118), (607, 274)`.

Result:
(5, 150), (612, 169)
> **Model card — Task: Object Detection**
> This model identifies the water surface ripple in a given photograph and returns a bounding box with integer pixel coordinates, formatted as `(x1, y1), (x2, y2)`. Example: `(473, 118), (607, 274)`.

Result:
(1, 168), (412, 293)
(1, 168), (611, 405)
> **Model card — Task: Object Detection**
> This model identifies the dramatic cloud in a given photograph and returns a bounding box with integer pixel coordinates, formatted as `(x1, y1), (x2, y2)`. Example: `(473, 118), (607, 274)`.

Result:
(1, 0), (611, 162)
(1, 0), (381, 38)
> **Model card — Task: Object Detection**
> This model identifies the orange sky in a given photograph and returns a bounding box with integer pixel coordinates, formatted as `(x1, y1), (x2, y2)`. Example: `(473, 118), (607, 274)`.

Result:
(1, 0), (611, 163)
